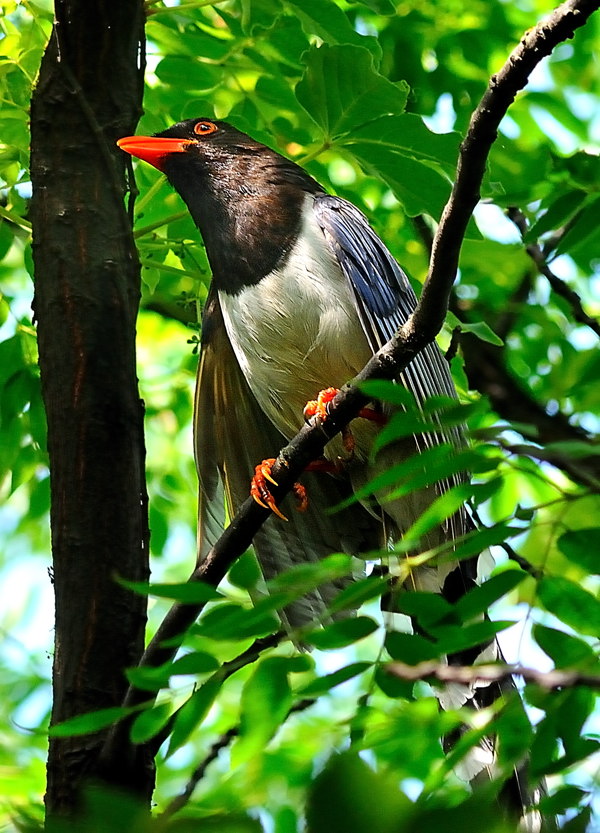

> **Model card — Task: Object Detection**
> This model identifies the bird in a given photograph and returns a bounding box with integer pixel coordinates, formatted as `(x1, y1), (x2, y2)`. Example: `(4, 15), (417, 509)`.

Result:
(117, 117), (469, 618)
(117, 118), (544, 827)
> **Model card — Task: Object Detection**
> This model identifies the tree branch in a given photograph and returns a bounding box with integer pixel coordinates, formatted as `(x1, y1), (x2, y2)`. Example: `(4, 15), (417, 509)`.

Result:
(507, 206), (600, 339)
(414, 0), (600, 342)
(99, 0), (600, 769)
(387, 661), (600, 691)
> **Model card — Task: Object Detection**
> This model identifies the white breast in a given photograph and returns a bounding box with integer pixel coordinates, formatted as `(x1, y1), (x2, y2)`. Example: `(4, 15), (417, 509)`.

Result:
(218, 195), (372, 442)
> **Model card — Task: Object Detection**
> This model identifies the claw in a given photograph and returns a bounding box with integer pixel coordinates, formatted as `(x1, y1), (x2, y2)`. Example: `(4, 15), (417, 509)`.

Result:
(304, 387), (386, 458)
(251, 390), (387, 521)
(341, 425), (355, 455)
(304, 387), (357, 458)
(250, 458), (307, 520)
(251, 458), (288, 520)
(303, 387), (339, 421)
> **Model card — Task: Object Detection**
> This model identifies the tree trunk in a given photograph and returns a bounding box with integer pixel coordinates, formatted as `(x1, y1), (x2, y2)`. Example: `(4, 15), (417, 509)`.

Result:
(29, 0), (153, 815)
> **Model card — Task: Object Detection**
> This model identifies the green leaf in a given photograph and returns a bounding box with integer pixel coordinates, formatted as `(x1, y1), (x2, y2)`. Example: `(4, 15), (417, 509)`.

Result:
(556, 194), (600, 255)
(130, 702), (172, 744)
(162, 817), (263, 833)
(196, 602), (279, 641)
(266, 553), (353, 595)
(493, 696), (534, 769)
(288, 4), (381, 60)
(385, 631), (440, 664)
(344, 444), (495, 509)
(328, 575), (388, 615)
(126, 664), (171, 692)
(296, 44), (407, 140)
(346, 113), (460, 169)
(561, 808), (593, 833)
(358, 0), (397, 13)
(533, 624), (598, 670)
(432, 620), (515, 655)
(545, 440), (600, 458)
(340, 114), (450, 220)
(524, 189), (587, 242)
(49, 705), (141, 737)
(557, 688), (596, 755)
(170, 651), (221, 675)
(298, 662), (372, 697)
(119, 578), (223, 603)
(457, 321), (504, 346)
(155, 56), (221, 91)
(371, 414), (443, 453)
(167, 677), (222, 756)
(228, 550), (263, 590)
(444, 522), (521, 565)
(307, 752), (412, 833)
(233, 657), (294, 764)
(537, 577), (600, 637)
(399, 483), (477, 543)
(376, 445), (497, 496)
(539, 786), (588, 815)
(455, 569), (527, 621)
(306, 616), (378, 650)
(357, 379), (417, 409)
(395, 592), (456, 628)
(374, 664), (415, 700)
(557, 528), (600, 574)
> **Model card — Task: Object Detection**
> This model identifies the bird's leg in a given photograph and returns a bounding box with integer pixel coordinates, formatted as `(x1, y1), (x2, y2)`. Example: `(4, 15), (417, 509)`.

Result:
(250, 455), (344, 520)
(250, 458), (308, 521)
(303, 386), (387, 454)
(252, 389), (387, 521)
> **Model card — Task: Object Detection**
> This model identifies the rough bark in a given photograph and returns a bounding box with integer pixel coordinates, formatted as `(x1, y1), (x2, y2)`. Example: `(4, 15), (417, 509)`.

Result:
(29, 0), (151, 815)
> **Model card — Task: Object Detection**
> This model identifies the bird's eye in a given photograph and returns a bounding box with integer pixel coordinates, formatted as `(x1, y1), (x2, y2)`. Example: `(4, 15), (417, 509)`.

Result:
(194, 120), (218, 136)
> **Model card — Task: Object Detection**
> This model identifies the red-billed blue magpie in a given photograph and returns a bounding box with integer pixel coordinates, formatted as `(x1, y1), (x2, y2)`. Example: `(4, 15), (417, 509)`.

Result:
(118, 119), (543, 825)
(118, 118), (470, 619)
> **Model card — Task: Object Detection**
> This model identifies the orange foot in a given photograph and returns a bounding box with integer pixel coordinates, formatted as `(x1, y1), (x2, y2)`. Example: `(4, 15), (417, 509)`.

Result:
(303, 386), (387, 454)
(250, 458), (308, 521)
(303, 387), (340, 422)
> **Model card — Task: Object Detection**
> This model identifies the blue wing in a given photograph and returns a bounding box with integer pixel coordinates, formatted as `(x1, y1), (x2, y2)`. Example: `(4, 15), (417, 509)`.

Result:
(314, 193), (459, 417)
(314, 194), (466, 529)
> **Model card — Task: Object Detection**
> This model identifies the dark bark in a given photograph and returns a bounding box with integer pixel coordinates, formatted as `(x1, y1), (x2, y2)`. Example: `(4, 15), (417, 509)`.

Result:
(29, 0), (151, 815)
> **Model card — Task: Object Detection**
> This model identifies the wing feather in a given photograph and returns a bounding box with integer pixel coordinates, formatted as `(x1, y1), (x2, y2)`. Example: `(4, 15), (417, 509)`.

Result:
(314, 194), (467, 538)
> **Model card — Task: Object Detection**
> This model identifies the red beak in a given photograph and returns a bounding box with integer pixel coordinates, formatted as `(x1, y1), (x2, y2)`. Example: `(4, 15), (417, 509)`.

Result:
(117, 135), (192, 172)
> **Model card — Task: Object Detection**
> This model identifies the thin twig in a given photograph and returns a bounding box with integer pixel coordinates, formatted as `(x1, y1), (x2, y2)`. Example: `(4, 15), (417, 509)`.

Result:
(507, 207), (600, 338)
(387, 661), (600, 690)
(160, 727), (237, 817)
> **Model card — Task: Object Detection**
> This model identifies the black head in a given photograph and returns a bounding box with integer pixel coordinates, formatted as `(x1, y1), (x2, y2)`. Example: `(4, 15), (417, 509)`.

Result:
(118, 118), (323, 291)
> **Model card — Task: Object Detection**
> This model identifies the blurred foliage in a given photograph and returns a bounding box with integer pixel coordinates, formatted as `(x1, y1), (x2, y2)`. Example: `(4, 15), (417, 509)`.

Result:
(1, 0), (599, 830)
